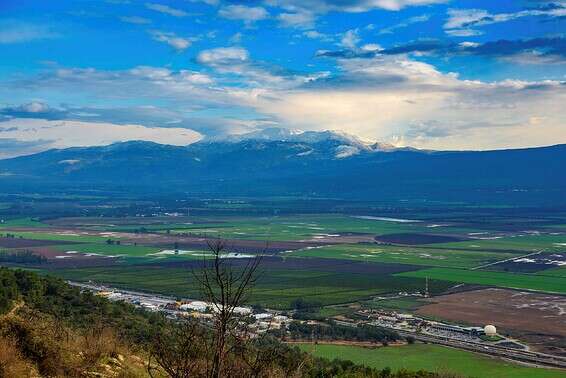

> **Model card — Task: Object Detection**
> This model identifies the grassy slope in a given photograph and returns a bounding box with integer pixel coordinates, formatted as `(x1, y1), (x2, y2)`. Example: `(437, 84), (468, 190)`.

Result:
(298, 344), (566, 378)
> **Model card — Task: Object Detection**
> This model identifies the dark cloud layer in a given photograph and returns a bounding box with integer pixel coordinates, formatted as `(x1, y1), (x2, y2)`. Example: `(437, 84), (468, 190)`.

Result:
(317, 37), (566, 63)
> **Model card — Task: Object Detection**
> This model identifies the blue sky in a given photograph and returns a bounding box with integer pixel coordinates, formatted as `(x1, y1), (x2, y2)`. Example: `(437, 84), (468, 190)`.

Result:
(0, 0), (565, 156)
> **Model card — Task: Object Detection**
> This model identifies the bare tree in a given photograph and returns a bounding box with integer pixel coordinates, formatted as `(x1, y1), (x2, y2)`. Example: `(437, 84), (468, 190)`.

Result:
(192, 239), (263, 378)
(149, 239), (274, 378)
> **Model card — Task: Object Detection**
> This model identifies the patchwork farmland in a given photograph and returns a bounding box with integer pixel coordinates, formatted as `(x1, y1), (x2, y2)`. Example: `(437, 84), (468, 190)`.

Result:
(1, 200), (566, 360)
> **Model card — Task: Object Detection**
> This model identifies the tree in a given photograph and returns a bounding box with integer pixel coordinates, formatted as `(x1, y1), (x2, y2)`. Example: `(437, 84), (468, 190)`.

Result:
(147, 320), (208, 378)
(148, 239), (270, 378)
(193, 239), (263, 378)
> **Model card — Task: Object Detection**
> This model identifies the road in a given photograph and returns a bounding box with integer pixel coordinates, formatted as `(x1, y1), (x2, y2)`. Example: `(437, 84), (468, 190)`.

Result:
(394, 329), (566, 370)
(71, 281), (566, 370)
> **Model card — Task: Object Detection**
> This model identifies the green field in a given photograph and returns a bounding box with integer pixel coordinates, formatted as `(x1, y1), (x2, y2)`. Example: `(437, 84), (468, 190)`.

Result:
(538, 267), (566, 278)
(363, 296), (428, 312)
(2, 210), (565, 310)
(55, 264), (452, 309)
(160, 215), (435, 241)
(291, 244), (516, 269)
(297, 343), (566, 378)
(3, 231), (108, 243)
(397, 267), (566, 294)
(0, 217), (49, 228)
(435, 234), (566, 253)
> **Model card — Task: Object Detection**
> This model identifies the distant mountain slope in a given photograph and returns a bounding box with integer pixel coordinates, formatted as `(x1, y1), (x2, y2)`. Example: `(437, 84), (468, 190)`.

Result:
(0, 130), (565, 204)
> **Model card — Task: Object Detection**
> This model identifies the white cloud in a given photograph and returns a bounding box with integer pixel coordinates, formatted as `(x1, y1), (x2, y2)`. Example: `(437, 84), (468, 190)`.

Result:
(379, 14), (430, 34)
(197, 47), (249, 66)
(229, 32), (243, 44)
(444, 7), (566, 36)
(0, 118), (202, 157)
(149, 30), (192, 51)
(218, 5), (269, 26)
(302, 30), (333, 42)
(120, 16), (152, 24)
(197, 47), (327, 89)
(269, 0), (444, 29)
(9, 66), (220, 110)
(278, 11), (316, 29)
(20, 101), (51, 113)
(268, 0), (447, 13)
(241, 56), (566, 150)
(445, 28), (482, 37)
(361, 43), (382, 51)
(0, 21), (59, 44)
(145, 3), (188, 17)
(340, 29), (360, 49)
(369, 0), (447, 11)
(7, 51), (566, 151)
(189, 0), (219, 5)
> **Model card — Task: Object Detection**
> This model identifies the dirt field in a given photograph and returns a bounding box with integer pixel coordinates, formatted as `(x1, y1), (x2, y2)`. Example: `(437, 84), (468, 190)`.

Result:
(417, 288), (566, 355)
(374, 233), (467, 245)
(0, 237), (75, 248)
(25, 247), (121, 268)
(128, 234), (331, 253)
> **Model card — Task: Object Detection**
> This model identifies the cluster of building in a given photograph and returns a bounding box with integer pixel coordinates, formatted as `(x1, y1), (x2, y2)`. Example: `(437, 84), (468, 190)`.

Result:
(93, 286), (290, 332)
(357, 309), (499, 343)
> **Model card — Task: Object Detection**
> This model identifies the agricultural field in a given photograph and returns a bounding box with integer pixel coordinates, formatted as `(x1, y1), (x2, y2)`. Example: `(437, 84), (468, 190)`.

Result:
(54, 262), (452, 309)
(415, 288), (566, 355)
(397, 267), (566, 294)
(364, 296), (429, 312)
(539, 266), (566, 277)
(297, 343), (566, 378)
(0, 217), (49, 228)
(1, 201), (566, 357)
(51, 243), (163, 258)
(290, 243), (518, 268)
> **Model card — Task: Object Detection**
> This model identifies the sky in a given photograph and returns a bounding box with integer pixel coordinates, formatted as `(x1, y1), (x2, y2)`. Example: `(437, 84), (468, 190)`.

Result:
(0, 0), (565, 157)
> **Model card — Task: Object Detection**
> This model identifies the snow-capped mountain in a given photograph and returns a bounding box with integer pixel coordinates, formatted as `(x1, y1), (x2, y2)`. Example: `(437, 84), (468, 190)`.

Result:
(0, 129), (564, 205)
(211, 127), (398, 158)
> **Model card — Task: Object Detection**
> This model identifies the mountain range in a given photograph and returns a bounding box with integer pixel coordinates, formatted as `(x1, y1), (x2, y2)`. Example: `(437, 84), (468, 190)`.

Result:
(0, 128), (564, 205)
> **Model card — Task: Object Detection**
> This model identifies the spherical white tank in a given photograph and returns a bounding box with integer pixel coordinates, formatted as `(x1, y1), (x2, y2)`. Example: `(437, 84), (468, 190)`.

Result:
(484, 324), (497, 336)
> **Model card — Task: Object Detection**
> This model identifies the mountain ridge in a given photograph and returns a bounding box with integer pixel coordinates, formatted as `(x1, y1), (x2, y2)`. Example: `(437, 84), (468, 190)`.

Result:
(0, 131), (565, 204)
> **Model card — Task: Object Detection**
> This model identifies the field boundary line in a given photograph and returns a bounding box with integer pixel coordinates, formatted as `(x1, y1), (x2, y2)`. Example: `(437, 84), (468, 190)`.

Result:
(470, 249), (545, 271)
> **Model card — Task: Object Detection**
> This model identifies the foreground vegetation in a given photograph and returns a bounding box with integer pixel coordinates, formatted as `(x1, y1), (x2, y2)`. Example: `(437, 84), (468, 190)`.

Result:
(0, 267), (460, 377)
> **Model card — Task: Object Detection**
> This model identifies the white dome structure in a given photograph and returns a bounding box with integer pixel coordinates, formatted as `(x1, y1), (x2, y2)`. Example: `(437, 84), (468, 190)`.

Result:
(484, 325), (497, 336)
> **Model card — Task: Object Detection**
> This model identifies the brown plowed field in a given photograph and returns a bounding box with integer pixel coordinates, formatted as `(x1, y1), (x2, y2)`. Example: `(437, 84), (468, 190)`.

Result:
(0, 237), (76, 248)
(417, 288), (566, 355)
(128, 234), (330, 254)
